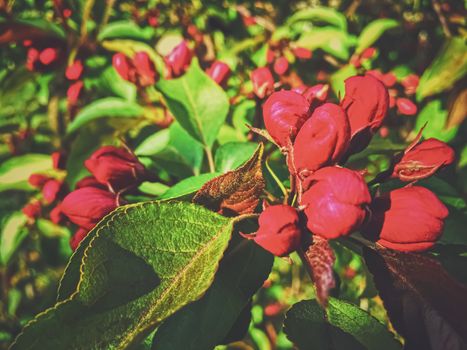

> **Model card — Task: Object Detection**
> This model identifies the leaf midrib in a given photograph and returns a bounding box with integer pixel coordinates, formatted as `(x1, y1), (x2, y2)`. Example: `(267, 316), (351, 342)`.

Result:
(181, 78), (208, 147)
(117, 217), (232, 348)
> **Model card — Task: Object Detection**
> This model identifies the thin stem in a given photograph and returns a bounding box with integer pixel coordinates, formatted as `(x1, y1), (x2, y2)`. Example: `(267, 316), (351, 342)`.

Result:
(265, 159), (287, 198)
(205, 146), (215, 173)
(432, 0), (451, 37)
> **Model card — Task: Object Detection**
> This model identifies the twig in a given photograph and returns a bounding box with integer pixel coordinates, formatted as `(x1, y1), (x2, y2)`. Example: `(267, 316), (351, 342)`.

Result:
(432, 0), (452, 37)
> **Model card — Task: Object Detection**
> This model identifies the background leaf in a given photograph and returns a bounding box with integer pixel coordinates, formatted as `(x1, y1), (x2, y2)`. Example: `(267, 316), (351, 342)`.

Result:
(214, 142), (258, 173)
(417, 37), (467, 100)
(284, 298), (401, 350)
(67, 97), (144, 134)
(157, 59), (230, 148)
(364, 247), (467, 350)
(0, 211), (28, 266)
(12, 201), (235, 350)
(356, 19), (398, 54)
(159, 173), (221, 200)
(0, 154), (51, 192)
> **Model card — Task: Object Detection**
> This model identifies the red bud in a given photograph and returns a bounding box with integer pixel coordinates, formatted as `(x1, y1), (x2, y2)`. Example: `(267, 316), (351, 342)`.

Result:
(341, 74), (389, 137)
(75, 176), (107, 190)
(113, 53), (132, 81)
(292, 47), (312, 60)
(39, 48), (58, 65)
(67, 81), (83, 106)
(293, 103), (350, 174)
(396, 97), (417, 115)
(84, 146), (146, 190)
(61, 187), (118, 230)
(165, 41), (193, 78)
(50, 204), (65, 224)
(28, 173), (49, 188)
(364, 186), (448, 252)
(302, 84), (329, 108)
(401, 73), (419, 95)
(42, 179), (62, 204)
(26, 48), (40, 71)
(249, 205), (301, 257)
(65, 60), (83, 80)
(23, 200), (42, 219)
(51, 151), (66, 170)
(262, 90), (310, 147)
(302, 167), (371, 239)
(207, 61), (231, 85)
(133, 51), (157, 87)
(392, 138), (455, 181)
(251, 67), (274, 99)
(70, 227), (89, 251)
(273, 57), (289, 76)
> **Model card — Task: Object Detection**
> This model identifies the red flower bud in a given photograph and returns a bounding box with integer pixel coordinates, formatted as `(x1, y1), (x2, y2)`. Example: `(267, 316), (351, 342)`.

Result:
(401, 74), (419, 95)
(293, 103), (350, 175)
(52, 151), (66, 170)
(49, 204), (64, 224)
(392, 138), (455, 181)
(262, 90), (310, 147)
(266, 48), (275, 64)
(396, 97), (417, 115)
(361, 47), (376, 59)
(42, 179), (62, 204)
(63, 8), (72, 18)
(292, 47), (312, 60)
(249, 205), (301, 257)
(65, 60), (83, 80)
(133, 51), (157, 87)
(70, 227), (89, 251)
(381, 72), (397, 87)
(207, 61), (231, 85)
(26, 48), (39, 71)
(251, 67), (274, 99)
(364, 186), (448, 252)
(302, 167), (371, 239)
(67, 81), (83, 106)
(28, 173), (49, 188)
(112, 53), (132, 81)
(341, 74), (389, 136)
(23, 200), (42, 219)
(84, 146), (146, 190)
(75, 176), (107, 190)
(39, 48), (58, 65)
(61, 187), (118, 230)
(273, 57), (289, 76)
(165, 41), (193, 78)
(302, 84), (329, 108)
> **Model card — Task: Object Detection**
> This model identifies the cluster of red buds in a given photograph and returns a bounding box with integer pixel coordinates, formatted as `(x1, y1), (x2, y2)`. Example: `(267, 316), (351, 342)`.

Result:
(54, 146), (148, 250)
(367, 70), (419, 116)
(24, 42), (60, 72)
(249, 44), (313, 99)
(65, 60), (84, 107)
(23, 152), (67, 224)
(164, 40), (193, 79)
(113, 51), (157, 87)
(244, 73), (454, 256)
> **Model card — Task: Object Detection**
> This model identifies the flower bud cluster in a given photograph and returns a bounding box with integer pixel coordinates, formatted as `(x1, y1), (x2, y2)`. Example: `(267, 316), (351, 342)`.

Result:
(247, 73), (453, 256)
(56, 146), (147, 250)
(113, 51), (157, 87)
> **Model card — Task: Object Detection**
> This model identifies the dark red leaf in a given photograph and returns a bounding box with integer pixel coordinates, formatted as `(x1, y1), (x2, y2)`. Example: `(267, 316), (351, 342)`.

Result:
(364, 247), (467, 350)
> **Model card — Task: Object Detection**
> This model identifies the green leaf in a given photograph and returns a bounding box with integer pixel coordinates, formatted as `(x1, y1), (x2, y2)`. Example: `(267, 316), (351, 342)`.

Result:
(0, 154), (51, 192)
(418, 177), (466, 210)
(215, 142), (258, 173)
(159, 173), (221, 200)
(67, 97), (144, 134)
(136, 123), (204, 177)
(157, 59), (230, 148)
(0, 212), (28, 265)
(12, 201), (235, 349)
(330, 64), (357, 98)
(417, 37), (467, 100)
(152, 239), (273, 350)
(415, 100), (458, 142)
(356, 19), (398, 54)
(98, 66), (137, 101)
(295, 28), (355, 61)
(98, 20), (154, 41)
(12, 17), (65, 39)
(286, 7), (347, 31)
(284, 298), (401, 350)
